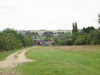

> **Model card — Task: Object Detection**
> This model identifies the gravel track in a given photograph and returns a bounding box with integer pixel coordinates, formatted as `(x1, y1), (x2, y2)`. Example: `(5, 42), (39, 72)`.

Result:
(0, 48), (34, 68)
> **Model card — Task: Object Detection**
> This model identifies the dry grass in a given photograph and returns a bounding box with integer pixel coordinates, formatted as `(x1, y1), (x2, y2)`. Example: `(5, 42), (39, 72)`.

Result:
(55, 45), (100, 51)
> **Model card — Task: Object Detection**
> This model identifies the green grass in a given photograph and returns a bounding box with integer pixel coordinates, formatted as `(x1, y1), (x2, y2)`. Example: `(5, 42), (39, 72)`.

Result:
(15, 46), (100, 75)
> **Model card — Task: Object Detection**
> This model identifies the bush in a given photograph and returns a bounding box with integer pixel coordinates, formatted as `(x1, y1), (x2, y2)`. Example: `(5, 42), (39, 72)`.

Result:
(0, 28), (33, 51)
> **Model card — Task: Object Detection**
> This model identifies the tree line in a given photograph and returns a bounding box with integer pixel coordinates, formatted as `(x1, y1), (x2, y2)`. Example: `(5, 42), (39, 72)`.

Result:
(0, 28), (33, 51)
(53, 22), (100, 45)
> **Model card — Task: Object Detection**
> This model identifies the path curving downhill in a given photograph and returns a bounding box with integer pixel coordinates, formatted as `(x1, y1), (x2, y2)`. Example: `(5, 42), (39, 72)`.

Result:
(0, 48), (34, 68)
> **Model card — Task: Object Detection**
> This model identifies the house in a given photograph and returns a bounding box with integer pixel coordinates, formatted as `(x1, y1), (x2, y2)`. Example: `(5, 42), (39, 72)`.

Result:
(34, 39), (44, 46)
(34, 39), (54, 46)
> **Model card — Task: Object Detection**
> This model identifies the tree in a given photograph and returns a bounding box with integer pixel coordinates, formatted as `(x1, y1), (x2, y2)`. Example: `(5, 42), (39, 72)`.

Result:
(31, 32), (36, 35)
(82, 26), (95, 33)
(98, 14), (100, 30)
(36, 32), (38, 36)
(0, 28), (34, 51)
(25, 31), (31, 35)
(71, 32), (78, 44)
(74, 29), (100, 45)
(43, 31), (53, 36)
(72, 22), (78, 33)
(90, 30), (100, 45)
(71, 22), (79, 44)
(98, 14), (100, 24)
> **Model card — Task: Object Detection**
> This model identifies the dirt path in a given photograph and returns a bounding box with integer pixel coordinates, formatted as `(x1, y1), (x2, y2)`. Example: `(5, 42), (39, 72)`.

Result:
(0, 48), (34, 68)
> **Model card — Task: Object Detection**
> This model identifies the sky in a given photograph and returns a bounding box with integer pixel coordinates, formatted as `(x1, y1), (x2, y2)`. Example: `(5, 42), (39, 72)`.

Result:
(0, 0), (100, 30)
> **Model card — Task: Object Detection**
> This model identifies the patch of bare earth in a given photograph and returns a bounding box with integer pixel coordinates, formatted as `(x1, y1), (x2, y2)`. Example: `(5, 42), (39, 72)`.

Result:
(0, 48), (35, 75)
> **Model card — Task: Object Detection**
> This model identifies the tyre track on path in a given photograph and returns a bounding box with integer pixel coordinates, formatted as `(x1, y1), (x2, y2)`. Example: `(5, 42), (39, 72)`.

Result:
(0, 48), (34, 68)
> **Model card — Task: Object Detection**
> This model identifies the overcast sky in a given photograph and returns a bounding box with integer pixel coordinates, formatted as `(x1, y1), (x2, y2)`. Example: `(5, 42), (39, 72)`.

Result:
(0, 0), (100, 30)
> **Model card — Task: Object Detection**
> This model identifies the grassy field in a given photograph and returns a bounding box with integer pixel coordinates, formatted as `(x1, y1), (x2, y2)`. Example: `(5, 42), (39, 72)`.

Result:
(15, 46), (100, 75)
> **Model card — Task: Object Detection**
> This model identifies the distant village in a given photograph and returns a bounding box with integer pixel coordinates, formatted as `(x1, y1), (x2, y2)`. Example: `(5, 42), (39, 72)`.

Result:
(17, 30), (71, 46)
(17, 29), (71, 36)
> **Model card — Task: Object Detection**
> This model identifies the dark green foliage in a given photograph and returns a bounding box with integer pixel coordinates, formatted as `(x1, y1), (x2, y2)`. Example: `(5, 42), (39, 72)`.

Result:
(43, 31), (53, 35)
(71, 22), (79, 44)
(36, 32), (38, 36)
(71, 32), (78, 44)
(31, 32), (36, 35)
(43, 31), (53, 37)
(74, 33), (88, 45)
(25, 31), (36, 36)
(0, 28), (33, 51)
(78, 31), (85, 35)
(45, 37), (52, 41)
(52, 38), (58, 45)
(72, 22), (78, 33)
(90, 30), (100, 45)
(53, 25), (100, 45)
(74, 30), (100, 45)
(73, 26), (100, 45)
(98, 26), (100, 29)
(18, 34), (33, 47)
(43, 31), (54, 41)
(82, 26), (95, 33)
(53, 32), (72, 45)
(98, 14), (100, 29)
(98, 14), (100, 24)
(25, 31), (31, 35)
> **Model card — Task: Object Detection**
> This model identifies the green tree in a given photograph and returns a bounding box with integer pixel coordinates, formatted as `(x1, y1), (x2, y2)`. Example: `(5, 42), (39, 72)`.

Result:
(98, 14), (100, 24)
(25, 31), (31, 35)
(74, 29), (100, 45)
(82, 27), (95, 33)
(90, 31), (100, 45)
(0, 28), (33, 51)
(98, 14), (100, 30)
(36, 32), (38, 36)
(31, 32), (36, 35)
(72, 22), (78, 33)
